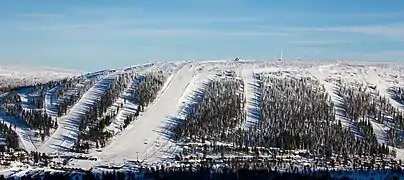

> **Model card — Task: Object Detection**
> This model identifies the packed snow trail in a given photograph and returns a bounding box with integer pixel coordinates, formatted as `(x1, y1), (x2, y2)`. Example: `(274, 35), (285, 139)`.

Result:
(312, 64), (364, 138)
(96, 63), (194, 165)
(241, 64), (261, 130)
(104, 76), (139, 134)
(38, 72), (119, 154)
(44, 85), (62, 117)
(0, 111), (38, 151)
(315, 64), (390, 145)
(105, 70), (172, 134)
(144, 67), (214, 164)
(365, 66), (404, 159)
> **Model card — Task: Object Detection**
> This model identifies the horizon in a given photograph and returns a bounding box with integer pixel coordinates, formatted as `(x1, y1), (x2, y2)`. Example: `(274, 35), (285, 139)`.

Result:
(0, 0), (403, 71)
(1, 57), (404, 73)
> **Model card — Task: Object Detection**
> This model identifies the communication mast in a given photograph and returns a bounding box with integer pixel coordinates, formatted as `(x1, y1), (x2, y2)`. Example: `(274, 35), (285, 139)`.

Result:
(278, 50), (283, 61)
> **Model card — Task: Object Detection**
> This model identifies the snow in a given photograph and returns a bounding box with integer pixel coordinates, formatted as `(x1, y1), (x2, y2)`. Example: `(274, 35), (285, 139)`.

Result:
(105, 90), (138, 134)
(38, 71), (120, 153)
(3, 60), (404, 172)
(65, 61), (404, 168)
(241, 64), (261, 130)
(311, 62), (404, 149)
(310, 64), (364, 137)
(92, 63), (196, 165)
(48, 76), (102, 118)
(44, 85), (62, 117)
(0, 66), (80, 89)
(145, 65), (215, 164)
(105, 70), (151, 134)
(0, 111), (38, 151)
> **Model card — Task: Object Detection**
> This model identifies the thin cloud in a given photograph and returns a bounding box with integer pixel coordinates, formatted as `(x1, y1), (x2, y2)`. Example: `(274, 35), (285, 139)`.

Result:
(16, 16), (258, 27)
(14, 15), (274, 37)
(160, 17), (258, 23)
(336, 50), (404, 61)
(16, 23), (105, 31)
(225, 32), (289, 36)
(364, 50), (404, 58)
(113, 28), (291, 37)
(328, 11), (404, 18)
(30, 25), (293, 39)
(99, 17), (258, 24)
(121, 28), (209, 36)
(311, 24), (404, 36)
(282, 24), (404, 41)
(16, 13), (66, 18)
(14, 15), (259, 34)
(287, 40), (353, 45)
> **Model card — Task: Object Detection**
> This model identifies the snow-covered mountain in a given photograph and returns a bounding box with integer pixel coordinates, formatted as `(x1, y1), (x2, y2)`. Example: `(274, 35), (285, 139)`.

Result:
(2, 60), (404, 178)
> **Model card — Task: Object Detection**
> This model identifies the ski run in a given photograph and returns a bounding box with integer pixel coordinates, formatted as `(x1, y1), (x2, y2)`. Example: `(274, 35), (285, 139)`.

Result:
(38, 71), (120, 153)
(3, 60), (404, 170)
(94, 63), (195, 165)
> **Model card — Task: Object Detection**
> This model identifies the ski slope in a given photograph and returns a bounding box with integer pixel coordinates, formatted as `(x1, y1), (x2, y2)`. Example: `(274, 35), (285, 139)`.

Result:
(143, 65), (215, 164)
(95, 63), (195, 165)
(312, 63), (404, 152)
(4, 60), (404, 168)
(44, 85), (62, 117)
(38, 71), (119, 153)
(104, 76), (141, 134)
(241, 64), (260, 130)
(0, 110), (38, 151)
(311, 64), (364, 137)
(106, 68), (160, 135)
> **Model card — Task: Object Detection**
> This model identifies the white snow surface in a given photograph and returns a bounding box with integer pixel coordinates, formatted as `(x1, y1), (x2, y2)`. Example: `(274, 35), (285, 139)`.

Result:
(66, 61), (404, 167)
(0, 65), (81, 89)
(310, 62), (404, 159)
(92, 63), (196, 165)
(0, 111), (38, 151)
(3, 60), (404, 169)
(241, 64), (260, 130)
(38, 71), (121, 153)
(105, 68), (172, 135)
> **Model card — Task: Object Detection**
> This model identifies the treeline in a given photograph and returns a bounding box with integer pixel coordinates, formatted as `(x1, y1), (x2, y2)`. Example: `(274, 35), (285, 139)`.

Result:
(73, 76), (123, 152)
(55, 77), (99, 117)
(122, 72), (167, 128)
(55, 77), (84, 99)
(0, 79), (72, 141)
(22, 110), (57, 140)
(3, 104), (56, 139)
(0, 122), (19, 149)
(0, 91), (21, 104)
(390, 86), (404, 105)
(0, 83), (36, 95)
(0, 76), (71, 94)
(1, 90), (43, 109)
(78, 73), (134, 150)
(27, 77), (71, 109)
(25, 78), (70, 96)
(0, 78), (70, 108)
(136, 71), (167, 111)
(1, 167), (333, 180)
(173, 77), (244, 142)
(74, 71), (168, 152)
(174, 72), (392, 160)
(248, 75), (390, 158)
(339, 82), (404, 148)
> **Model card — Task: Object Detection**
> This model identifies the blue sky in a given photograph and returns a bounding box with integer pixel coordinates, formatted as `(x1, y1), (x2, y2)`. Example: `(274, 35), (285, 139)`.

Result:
(0, 0), (403, 71)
